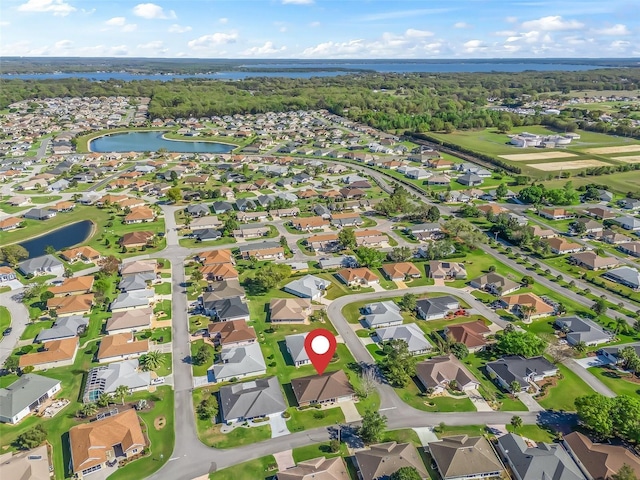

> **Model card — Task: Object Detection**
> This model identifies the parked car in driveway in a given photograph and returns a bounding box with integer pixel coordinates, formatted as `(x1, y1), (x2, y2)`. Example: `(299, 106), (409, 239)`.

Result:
(3, 327), (12, 336)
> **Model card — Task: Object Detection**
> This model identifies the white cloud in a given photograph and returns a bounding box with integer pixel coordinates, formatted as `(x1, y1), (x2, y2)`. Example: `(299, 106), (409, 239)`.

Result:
(521, 16), (583, 31)
(282, 0), (314, 4)
(454, 22), (470, 29)
(188, 32), (238, 50)
(242, 41), (287, 56)
(105, 17), (126, 26)
(54, 39), (72, 49)
(0, 21), (10, 27)
(505, 16), (518, 23)
(463, 39), (486, 53)
(105, 17), (136, 32)
(309, 21), (320, 27)
(405, 28), (434, 38)
(132, 3), (176, 20)
(494, 30), (517, 37)
(137, 40), (168, 54)
(168, 24), (191, 33)
(595, 24), (630, 35)
(218, 18), (228, 24)
(17, 0), (76, 16)
(110, 45), (129, 56)
(610, 40), (631, 49)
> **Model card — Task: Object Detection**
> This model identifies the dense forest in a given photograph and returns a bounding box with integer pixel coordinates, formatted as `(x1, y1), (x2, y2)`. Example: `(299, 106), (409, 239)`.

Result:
(2, 68), (639, 135)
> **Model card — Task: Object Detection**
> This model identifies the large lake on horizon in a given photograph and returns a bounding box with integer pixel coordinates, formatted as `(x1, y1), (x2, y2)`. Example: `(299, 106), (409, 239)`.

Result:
(3, 62), (605, 82)
(90, 131), (235, 153)
(20, 220), (93, 257)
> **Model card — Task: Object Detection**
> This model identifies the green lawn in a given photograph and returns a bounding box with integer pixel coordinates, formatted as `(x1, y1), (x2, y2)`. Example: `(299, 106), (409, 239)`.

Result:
(154, 353), (173, 378)
(537, 364), (594, 411)
(292, 442), (350, 463)
(179, 237), (236, 248)
(154, 300), (172, 320)
(396, 378), (476, 412)
(587, 366), (640, 397)
(0, 306), (10, 334)
(189, 315), (209, 334)
(506, 423), (557, 443)
(190, 340), (214, 377)
(286, 405), (345, 434)
(136, 327), (172, 344)
(20, 320), (54, 340)
(153, 282), (172, 295)
(209, 455), (277, 480)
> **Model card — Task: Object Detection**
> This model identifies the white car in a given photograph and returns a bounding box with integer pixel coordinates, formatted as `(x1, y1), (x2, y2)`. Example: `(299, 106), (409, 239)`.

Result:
(151, 377), (166, 385)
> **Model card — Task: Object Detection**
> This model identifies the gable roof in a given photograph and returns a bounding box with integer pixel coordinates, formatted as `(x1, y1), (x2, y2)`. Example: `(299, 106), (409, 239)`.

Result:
(470, 272), (520, 292)
(446, 320), (491, 349)
(213, 342), (266, 379)
(48, 276), (94, 295)
(69, 409), (146, 473)
(486, 355), (557, 389)
(381, 262), (421, 279)
(376, 323), (431, 353)
(355, 442), (427, 480)
(416, 296), (460, 317)
(19, 337), (78, 367)
(337, 267), (379, 283)
(36, 315), (88, 343)
(18, 254), (63, 274)
(97, 333), (148, 360)
(555, 316), (610, 344)
(415, 354), (478, 390)
(501, 293), (555, 315)
(363, 301), (403, 328)
(499, 433), (584, 480)
(570, 251), (619, 269)
(430, 435), (504, 479)
(291, 370), (354, 405)
(563, 431), (640, 480)
(83, 360), (151, 403)
(0, 374), (61, 420)
(210, 296), (249, 320)
(219, 376), (286, 421)
(0, 444), (50, 480)
(284, 275), (331, 298)
(120, 259), (156, 276)
(208, 319), (256, 345)
(277, 457), (350, 480)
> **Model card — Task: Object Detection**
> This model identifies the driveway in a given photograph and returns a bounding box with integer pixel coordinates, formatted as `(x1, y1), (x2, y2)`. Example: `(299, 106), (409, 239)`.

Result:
(574, 355), (614, 369)
(273, 450), (295, 471)
(339, 401), (362, 423)
(3, 279), (23, 290)
(0, 289), (29, 363)
(394, 280), (408, 289)
(516, 392), (545, 412)
(270, 414), (290, 438)
(467, 390), (493, 412)
(412, 427), (439, 446)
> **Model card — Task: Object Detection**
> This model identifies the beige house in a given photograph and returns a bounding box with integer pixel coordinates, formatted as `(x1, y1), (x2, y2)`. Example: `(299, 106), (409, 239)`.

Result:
(355, 442), (428, 480)
(429, 435), (504, 480)
(277, 457), (350, 480)
(97, 333), (149, 363)
(0, 444), (50, 480)
(269, 298), (312, 323)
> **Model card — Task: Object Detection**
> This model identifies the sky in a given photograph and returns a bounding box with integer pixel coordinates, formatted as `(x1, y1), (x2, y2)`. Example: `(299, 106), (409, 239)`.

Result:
(1, 0), (639, 59)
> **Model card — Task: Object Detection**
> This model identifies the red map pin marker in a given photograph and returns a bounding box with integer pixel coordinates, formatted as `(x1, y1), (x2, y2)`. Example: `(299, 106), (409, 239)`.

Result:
(304, 329), (337, 375)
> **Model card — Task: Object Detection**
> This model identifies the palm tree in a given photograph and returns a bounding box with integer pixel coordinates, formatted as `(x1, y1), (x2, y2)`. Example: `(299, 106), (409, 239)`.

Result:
(614, 317), (627, 335)
(97, 393), (112, 407)
(519, 305), (537, 323)
(140, 351), (165, 371)
(510, 415), (523, 432)
(574, 341), (587, 354)
(114, 385), (130, 406)
(510, 381), (521, 397)
(79, 403), (98, 418)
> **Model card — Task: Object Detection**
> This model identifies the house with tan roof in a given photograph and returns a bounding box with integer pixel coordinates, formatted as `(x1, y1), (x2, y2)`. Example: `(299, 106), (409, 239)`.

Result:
(429, 435), (504, 480)
(0, 444), (50, 479)
(445, 320), (492, 352)
(599, 230), (630, 245)
(381, 262), (421, 281)
(118, 198), (146, 210)
(618, 241), (640, 257)
(119, 231), (155, 249)
(469, 272), (520, 295)
(50, 200), (75, 212)
(47, 293), (94, 316)
(124, 206), (156, 224)
(97, 333), (149, 363)
(0, 216), (22, 231)
(198, 249), (234, 266)
(232, 225), (270, 239)
(201, 263), (239, 281)
(60, 246), (102, 263)
(563, 431), (640, 480)
(429, 261), (467, 280)
(291, 370), (355, 407)
(540, 208), (574, 220)
(355, 442), (428, 480)
(307, 233), (340, 253)
(120, 259), (157, 277)
(292, 216), (329, 231)
(585, 206), (616, 220)
(543, 237), (583, 254)
(105, 308), (153, 335)
(500, 293), (555, 320)
(69, 409), (146, 479)
(277, 457), (350, 480)
(48, 276), (94, 296)
(531, 225), (556, 239)
(238, 244), (285, 261)
(269, 298), (312, 323)
(208, 319), (256, 347)
(569, 251), (619, 270)
(19, 337), (79, 370)
(478, 204), (507, 216)
(336, 267), (380, 287)
(415, 354), (480, 394)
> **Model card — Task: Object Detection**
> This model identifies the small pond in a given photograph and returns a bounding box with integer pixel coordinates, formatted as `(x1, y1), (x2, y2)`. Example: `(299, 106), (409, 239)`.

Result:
(19, 220), (93, 257)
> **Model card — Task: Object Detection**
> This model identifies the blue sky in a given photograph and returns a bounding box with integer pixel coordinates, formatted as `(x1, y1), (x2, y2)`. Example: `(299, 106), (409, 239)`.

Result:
(1, 0), (638, 58)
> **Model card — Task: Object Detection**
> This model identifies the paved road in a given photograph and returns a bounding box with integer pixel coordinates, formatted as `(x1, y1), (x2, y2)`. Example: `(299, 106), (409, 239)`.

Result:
(0, 289), (29, 365)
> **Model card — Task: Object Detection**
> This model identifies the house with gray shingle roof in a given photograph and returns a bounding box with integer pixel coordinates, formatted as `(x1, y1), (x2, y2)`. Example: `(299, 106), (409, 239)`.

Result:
(285, 333), (310, 367)
(603, 266), (640, 290)
(362, 301), (403, 328)
(82, 360), (151, 404)
(18, 254), (64, 277)
(0, 374), (61, 424)
(486, 356), (558, 392)
(497, 433), (585, 480)
(35, 315), (88, 343)
(554, 316), (611, 347)
(374, 323), (432, 355)
(219, 376), (286, 424)
(284, 275), (331, 300)
(211, 342), (266, 383)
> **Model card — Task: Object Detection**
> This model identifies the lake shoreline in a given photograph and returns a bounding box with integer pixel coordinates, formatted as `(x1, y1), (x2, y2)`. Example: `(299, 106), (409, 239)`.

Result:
(88, 130), (236, 153)
(15, 219), (96, 254)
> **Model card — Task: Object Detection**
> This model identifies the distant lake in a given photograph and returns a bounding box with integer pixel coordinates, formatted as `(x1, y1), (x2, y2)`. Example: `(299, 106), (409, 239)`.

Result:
(2, 62), (605, 82)
(90, 131), (235, 153)
(20, 220), (93, 257)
